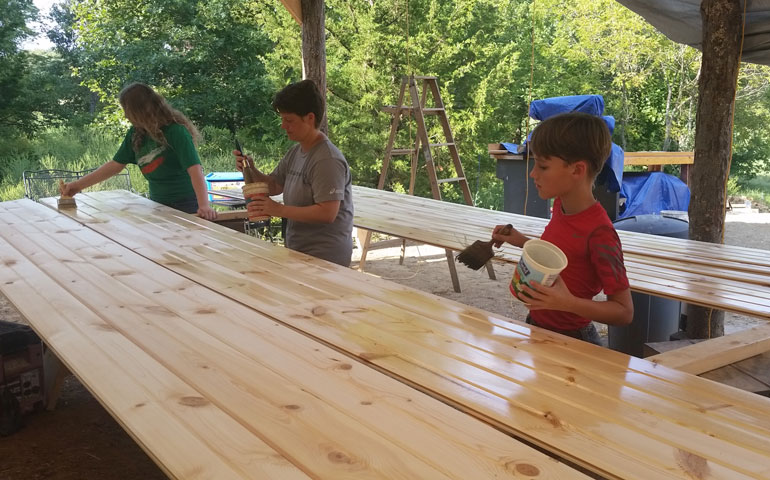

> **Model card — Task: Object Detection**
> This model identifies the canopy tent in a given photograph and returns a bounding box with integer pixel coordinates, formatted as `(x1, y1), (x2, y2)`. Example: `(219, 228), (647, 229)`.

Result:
(617, 0), (770, 66)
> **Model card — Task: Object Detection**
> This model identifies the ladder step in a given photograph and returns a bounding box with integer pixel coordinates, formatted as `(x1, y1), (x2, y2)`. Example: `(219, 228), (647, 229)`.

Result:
(429, 142), (454, 148)
(436, 177), (466, 184)
(390, 148), (415, 156)
(382, 106), (444, 115)
(414, 75), (438, 80)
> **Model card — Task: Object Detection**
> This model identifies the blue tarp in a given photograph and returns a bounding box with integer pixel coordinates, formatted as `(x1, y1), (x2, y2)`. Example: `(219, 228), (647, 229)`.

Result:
(529, 94), (605, 119)
(619, 172), (690, 219)
(503, 94), (624, 193)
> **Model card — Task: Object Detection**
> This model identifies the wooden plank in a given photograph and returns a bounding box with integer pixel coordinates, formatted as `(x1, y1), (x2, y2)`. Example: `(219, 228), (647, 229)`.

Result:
(623, 151), (695, 166)
(279, 0), (301, 24)
(215, 209), (248, 221)
(488, 145), (694, 166)
(645, 340), (770, 394)
(0, 198), (586, 480)
(74, 186), (770, 319)
(43, 191), (770, 480)
(0, 237), (308, 480)
(346, 187), (770, 319)
(647, 325), (770, 374)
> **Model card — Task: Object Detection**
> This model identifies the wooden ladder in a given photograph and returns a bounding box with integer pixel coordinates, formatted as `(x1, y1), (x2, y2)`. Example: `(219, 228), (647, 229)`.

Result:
(357, 75), (496, 292)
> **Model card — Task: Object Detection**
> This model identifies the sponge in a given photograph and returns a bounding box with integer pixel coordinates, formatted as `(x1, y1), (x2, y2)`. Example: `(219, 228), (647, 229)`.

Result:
(57, 180), (77, 209)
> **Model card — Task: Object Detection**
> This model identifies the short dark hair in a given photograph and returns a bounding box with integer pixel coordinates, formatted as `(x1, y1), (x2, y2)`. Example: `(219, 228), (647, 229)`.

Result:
(271, 79), (324, 128)
(529, 112), (611, 178)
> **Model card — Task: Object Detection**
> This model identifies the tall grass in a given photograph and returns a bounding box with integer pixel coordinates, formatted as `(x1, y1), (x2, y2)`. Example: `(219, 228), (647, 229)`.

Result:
(0, 125), (281, 202)
(0, 126), (127, 201)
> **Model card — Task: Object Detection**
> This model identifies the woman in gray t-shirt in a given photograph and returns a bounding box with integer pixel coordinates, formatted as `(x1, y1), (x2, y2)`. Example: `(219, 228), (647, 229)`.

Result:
(234, 80), (354, 267)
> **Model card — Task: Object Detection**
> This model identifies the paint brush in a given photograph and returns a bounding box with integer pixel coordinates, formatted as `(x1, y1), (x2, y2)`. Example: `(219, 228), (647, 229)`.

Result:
(456, 224), (512, 270)
(57, 179), (77, 209)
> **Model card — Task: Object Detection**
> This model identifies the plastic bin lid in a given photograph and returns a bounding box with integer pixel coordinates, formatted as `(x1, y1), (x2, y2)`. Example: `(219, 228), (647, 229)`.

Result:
(613, 214), (689, 238)
(205, 171), (243, 181)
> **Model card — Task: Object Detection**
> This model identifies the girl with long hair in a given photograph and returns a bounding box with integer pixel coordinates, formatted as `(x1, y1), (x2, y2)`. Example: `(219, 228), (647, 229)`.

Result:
(61, 83), (216, 219)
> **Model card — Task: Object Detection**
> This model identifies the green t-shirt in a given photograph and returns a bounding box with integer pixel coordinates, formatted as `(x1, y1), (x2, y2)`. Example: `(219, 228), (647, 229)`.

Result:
(113, 123), (201, 204)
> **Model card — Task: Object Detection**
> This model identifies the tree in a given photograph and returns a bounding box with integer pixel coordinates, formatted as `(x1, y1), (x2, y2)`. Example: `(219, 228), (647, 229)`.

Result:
(0, 0), (38, 132)
(71, 0), (276, 135)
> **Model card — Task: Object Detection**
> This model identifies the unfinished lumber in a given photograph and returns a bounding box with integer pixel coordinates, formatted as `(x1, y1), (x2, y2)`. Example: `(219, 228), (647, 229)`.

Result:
(647, 324), (770, 374)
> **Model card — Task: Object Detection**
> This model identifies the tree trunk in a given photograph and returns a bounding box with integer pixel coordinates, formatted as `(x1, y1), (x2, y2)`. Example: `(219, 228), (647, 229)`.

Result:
(301, 0), (328, 135)
(686, 0), (742, 339)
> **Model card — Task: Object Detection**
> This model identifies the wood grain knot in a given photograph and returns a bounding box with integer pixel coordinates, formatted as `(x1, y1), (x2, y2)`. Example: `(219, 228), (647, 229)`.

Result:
(336, 363), (353, 371)
(179, 396), (209, 407)
(327, 451), (354, 464)
(311, 306), (327, 316)
(283, 404), (301, 411)
(566, 376), (576, 383)
(674, 449), (710, 479)
(360, 401), (372, 406)
(195, 308), (217, 315)
(110, 270), (135, 277)
(505, 461), (541, 477)
(3, 260), (17, 267)
(543, 411), (563, 428)
(134, 402), (146, 408)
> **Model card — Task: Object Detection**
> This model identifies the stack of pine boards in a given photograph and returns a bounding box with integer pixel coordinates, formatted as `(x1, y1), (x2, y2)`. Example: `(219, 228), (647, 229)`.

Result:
(352, 186), (770, 321)
(0, 198), (582, 479)
(20, 190), (770, 480)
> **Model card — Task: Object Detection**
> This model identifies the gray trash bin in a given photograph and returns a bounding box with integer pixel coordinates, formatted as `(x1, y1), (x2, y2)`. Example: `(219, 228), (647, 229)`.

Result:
(609, 214), (689, 357)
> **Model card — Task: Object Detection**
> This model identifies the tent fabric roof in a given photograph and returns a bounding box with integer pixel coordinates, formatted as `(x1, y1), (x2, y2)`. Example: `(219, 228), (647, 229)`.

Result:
(617, 0), (770, 66)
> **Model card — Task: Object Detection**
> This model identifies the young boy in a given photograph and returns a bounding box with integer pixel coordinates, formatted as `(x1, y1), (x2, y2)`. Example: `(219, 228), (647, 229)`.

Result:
(492, 112), (633, 345)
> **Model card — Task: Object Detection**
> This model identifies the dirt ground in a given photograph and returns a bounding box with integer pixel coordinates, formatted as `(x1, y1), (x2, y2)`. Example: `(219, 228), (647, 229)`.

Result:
(0, 211), (767, 479)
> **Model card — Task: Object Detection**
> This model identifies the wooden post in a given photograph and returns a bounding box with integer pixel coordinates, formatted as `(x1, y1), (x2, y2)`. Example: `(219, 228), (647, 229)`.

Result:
(686, 0), (742, 339)
(301, 0), (328, 135)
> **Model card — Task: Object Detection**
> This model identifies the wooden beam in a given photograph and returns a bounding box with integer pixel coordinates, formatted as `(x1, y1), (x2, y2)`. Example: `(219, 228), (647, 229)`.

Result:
(647, 324), (770, 374)
(214, 209), (248, 221)
(623, 151), (695, 166)
(279, 0), (302, 24)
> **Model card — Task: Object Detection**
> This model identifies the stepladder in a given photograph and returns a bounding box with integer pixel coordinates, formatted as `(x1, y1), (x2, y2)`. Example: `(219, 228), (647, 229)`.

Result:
(358, 75), (497, 292)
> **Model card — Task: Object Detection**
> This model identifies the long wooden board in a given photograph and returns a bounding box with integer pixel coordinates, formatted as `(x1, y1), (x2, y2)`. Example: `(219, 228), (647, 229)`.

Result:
(1, 199), (586, 479)
(43, 191), (770, 480)
(648, 324), (770, 374)
(350, 186), (770, 320)
(207, 186), (770, 319)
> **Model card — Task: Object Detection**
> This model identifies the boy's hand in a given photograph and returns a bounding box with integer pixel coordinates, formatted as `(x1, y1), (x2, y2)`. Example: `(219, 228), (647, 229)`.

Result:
(519, 277), (575, 312)
(491, 224), (520, 248)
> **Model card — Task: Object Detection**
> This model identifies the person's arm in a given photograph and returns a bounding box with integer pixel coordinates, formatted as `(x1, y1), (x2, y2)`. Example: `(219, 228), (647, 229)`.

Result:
(255, 199), (340, 224)
(187, 164), (217, 220)
(491, 224), (528, 248)
(233, 151), (283, 195)
(520, 279), (633, 326)
(60, 161), (126, 196)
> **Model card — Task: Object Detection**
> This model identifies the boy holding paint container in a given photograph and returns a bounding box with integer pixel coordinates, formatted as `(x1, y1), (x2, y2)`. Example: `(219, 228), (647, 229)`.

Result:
(491, 112), (633, 345)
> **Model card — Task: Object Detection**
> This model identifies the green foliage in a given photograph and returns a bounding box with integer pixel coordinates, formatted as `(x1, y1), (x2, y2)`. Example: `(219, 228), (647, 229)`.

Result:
(4, 0), (770, 212)
(0, 0), (39, 132)
(71, 0), (277, 135)
(0, 125), (126, 201)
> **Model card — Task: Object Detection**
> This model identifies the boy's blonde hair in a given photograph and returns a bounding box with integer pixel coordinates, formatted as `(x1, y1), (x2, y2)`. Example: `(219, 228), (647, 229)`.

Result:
(118, 83), (202, 152)
(529, 112), (611, 179)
